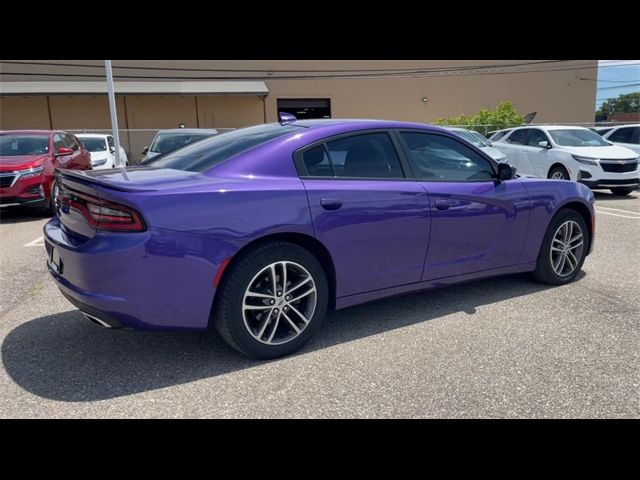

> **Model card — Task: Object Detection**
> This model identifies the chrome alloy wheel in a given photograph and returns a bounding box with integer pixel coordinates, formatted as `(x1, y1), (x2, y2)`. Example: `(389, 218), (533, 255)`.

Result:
(551, 171), (566, 180)
(242, 261), (317, 345)
(550, 220), (584, 277)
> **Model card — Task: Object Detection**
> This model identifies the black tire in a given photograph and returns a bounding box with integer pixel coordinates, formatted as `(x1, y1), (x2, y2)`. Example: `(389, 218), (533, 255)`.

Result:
(213, 242), (329, 359)
(548, 165), (569, 180)
(533, 209), (588, 285)
(46, 180), (58, 216)
(610, 187), (634, 196)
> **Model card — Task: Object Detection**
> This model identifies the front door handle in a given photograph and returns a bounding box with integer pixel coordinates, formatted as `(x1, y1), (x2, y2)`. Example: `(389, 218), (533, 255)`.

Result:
(434, 199), (454, 211)
(321, 198), (343, 211)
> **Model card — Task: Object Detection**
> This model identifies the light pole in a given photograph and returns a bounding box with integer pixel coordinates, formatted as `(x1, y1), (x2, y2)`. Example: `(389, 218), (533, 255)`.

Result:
(104, 60), (125, 170)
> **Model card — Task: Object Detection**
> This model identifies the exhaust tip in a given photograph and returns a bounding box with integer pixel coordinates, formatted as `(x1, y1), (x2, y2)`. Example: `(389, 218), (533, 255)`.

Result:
(82, 312), (113, 328)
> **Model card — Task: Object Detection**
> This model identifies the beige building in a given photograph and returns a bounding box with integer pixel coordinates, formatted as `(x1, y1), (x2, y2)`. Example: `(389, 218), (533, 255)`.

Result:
(0, 60), (597, 130)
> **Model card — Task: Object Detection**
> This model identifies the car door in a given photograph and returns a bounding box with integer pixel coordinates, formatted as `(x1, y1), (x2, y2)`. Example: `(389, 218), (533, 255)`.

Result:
(396, 130), (531, 281)
(296, 131), (431, 298)
(520, 128), (553, 178)
(501, 129), (530, 174)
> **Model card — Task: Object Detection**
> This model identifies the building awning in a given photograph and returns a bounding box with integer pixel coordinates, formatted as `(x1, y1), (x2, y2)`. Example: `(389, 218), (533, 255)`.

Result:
(0, 81), (269, 96)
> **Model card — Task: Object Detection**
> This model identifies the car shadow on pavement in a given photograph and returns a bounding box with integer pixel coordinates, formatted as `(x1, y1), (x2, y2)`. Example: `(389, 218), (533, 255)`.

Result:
(593, 191), (639, 201)
(2, 272), (573, 402)
(0, 208), (51, 224)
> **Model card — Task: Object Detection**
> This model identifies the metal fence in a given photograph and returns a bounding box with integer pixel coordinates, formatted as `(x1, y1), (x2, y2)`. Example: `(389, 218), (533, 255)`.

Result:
(69, 128), (236, 165)
(70, 122), (637, 165)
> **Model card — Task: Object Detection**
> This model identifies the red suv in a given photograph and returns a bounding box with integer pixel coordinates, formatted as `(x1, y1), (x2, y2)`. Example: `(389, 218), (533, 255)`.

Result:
(0, 130), (92, 215)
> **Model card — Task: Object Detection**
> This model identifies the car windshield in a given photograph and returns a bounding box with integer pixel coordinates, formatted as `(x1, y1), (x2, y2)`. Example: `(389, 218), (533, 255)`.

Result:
(548, 129), (609, 147)
(470, 130), (491, 146)
(150, 132), (215, 154)
(79, 137), (107, 152)
(450, 129), (484, 147)
(148, 124), (304, 172)
(0, 134), (49, 156)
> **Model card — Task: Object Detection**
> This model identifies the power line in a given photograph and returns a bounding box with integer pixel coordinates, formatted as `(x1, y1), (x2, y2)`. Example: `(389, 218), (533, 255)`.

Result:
(0, 59), (568, 73)
(597, 83), (640, 90)
(0, 62), (617, 80)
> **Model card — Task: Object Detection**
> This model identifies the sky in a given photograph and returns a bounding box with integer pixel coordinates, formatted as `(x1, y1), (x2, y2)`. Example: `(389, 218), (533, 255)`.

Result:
(596, 60), (640, 109)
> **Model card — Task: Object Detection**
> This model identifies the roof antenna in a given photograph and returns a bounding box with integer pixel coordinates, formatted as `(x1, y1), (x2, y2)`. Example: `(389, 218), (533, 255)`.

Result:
(278, 112), (297, 125)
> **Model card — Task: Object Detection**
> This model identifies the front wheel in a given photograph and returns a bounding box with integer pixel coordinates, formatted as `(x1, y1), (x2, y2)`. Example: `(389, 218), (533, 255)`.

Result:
(548, 165), (569, 180)
(610, 187), (634, 196)
(213, 242), (329, 359)
(533, 209), (588, 285)
(46, 180), (59, 216)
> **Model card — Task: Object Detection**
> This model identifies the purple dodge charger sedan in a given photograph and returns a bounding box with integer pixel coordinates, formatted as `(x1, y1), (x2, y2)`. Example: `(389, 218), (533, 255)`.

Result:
(44, 118), (595, 359)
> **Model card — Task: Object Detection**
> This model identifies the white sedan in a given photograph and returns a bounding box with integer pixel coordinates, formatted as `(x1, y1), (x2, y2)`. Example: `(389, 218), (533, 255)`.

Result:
(76, 134), (128, 169)
(492, 125), (639, 195)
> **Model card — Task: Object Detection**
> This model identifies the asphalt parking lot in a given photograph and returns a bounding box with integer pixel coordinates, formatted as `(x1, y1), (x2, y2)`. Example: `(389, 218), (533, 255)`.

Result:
(0, 191), (638, 418)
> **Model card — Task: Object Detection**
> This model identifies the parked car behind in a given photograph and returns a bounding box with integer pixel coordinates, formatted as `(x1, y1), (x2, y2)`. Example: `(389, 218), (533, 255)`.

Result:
(76, 133), (128, 169)
(445, 127), (506, 162)
(492, 125), (639, 195)
(141, 128), (219, 162)
(45, 119), (595, 359)
(487, 128), (513, 142)
(0, 130), (91, 214)
(599, 124), (640, 155)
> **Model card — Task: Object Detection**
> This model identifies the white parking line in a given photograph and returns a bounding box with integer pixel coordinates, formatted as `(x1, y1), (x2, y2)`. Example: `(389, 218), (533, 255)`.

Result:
(24, 236), (45, 247)
(595, 209), (640, 220)
(595, 205), (640, 216)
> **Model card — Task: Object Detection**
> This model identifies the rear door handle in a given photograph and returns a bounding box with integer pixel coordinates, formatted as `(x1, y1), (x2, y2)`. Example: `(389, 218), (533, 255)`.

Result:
(321, 198), (343, 211)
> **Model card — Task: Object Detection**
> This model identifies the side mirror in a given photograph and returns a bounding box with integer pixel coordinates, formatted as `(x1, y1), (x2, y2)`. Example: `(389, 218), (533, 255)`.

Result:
(496, 163), (516, 181)
(538, 140), (551, 149)
(142, 146), (149, 155)
(55, 147), (74, 157)
(110, 147), (116, 154)
(486, 140), (493, 146)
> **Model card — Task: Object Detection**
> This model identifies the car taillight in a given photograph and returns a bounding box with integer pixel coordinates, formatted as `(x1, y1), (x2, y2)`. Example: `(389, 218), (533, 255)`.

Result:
(58, 186), (146, 232)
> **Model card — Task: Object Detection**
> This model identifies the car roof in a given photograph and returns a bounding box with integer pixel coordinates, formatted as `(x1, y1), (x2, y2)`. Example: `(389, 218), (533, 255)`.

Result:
(513, 125), (592, 131)
(76, 133), (110, 138)
(156, 128), (219, 134)
(0, 129), (53, 135)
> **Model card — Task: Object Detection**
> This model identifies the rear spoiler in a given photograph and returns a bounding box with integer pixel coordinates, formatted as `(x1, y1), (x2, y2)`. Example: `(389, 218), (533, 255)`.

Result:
(56, 169), (156, 193)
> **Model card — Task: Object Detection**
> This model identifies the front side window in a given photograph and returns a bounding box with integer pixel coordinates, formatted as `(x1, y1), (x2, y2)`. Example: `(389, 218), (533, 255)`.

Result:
(325, 133), (404, 178)
(548, 129), (609, 147)
(609, 127), (639, 144)
(0, 134), (49, 156)
(107, 136), (115, 150)
(526, 129), (549, 147)
(400, 132), (495, 181)
(53, 134), (66, 152)
(506, 129), (529, 145)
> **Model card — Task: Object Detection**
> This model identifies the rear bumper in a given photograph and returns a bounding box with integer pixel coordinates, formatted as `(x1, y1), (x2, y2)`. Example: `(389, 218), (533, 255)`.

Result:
(43, 216), (223, 331)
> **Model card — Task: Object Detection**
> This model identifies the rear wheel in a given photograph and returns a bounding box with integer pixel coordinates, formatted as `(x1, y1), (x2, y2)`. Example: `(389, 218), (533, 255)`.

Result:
(533, 209), (588, 285)
(213, 242), (329, 359)
(610, 187), (634, 196)
(548, 165), (569, 180)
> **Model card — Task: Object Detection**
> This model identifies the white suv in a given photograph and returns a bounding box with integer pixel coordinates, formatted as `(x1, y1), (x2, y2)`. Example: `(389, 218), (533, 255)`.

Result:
(493, 125), (640, 195)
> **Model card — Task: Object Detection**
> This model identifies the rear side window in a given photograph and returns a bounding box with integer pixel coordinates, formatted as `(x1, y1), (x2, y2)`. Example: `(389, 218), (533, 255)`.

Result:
(302, 145), (334, 176)
(148, 124), (303, 172)
(609, 127), (639, 144)
(327, 133), (403, 178)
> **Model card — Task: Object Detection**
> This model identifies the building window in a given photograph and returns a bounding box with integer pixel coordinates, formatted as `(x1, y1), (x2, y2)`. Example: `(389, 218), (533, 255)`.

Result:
(277, 98), (331, 119)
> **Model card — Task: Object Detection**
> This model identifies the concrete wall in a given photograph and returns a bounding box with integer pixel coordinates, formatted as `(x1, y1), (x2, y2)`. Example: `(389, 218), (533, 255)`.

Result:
(0, 60), (598, 129)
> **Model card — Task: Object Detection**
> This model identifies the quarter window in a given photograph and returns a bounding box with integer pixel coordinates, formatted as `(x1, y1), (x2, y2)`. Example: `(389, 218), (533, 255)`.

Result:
(400, 132), (495, 181)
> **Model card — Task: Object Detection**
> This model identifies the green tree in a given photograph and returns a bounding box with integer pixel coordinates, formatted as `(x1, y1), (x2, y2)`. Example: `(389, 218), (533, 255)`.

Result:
(434, 101), (524, 134)
(596, 92), (640, 116)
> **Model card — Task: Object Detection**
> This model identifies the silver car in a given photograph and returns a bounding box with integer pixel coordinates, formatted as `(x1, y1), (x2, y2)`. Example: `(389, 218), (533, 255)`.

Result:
(141, 128), (219, 162)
